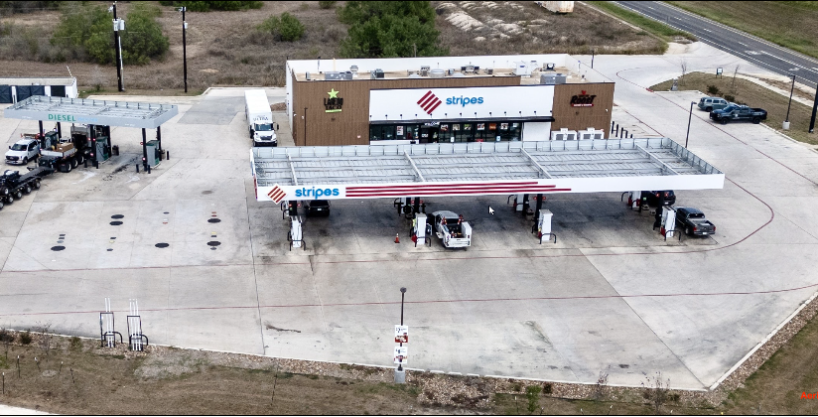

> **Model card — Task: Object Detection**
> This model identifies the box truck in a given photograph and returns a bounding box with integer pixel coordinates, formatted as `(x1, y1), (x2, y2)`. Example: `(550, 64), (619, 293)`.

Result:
(244, 90), (277, 147)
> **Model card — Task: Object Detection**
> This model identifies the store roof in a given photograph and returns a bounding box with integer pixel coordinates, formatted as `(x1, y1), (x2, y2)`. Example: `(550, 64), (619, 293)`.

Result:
(251, 138), (724, 201)
(0, 77), (76, 86)
(3, 95), (178, 129)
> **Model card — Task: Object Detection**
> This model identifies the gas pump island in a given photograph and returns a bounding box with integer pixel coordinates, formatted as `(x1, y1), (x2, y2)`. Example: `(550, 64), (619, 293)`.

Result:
(251, 139), (725, 246)
(4, 96), (178, 172)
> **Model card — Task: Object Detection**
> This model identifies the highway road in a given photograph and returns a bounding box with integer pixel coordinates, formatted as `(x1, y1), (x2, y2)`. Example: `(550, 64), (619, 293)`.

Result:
(614, 1), (818, 87)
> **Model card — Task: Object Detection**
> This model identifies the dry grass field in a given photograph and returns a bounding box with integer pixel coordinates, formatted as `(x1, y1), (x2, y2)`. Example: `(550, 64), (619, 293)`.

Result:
(0, 1), (662, 94)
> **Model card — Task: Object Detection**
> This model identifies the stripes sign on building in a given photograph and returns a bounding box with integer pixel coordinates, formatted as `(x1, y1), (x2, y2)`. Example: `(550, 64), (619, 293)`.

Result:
(267, 184), (286, 203)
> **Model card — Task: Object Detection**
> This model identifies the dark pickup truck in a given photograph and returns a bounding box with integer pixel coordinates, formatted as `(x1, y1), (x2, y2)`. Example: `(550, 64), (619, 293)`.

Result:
(709, 105), (767, 125)
(675, 207), (716, 237)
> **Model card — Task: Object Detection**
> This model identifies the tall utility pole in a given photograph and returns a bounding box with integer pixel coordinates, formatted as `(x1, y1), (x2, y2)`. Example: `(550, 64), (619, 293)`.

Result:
(784, 68), (798, 130)
(111, 2), (124, 92)
(179, 7), (188, 93)
(810, 82), (817, 134)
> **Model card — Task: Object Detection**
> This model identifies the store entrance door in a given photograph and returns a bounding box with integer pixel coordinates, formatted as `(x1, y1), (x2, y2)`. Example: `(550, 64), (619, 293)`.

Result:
(419, 126), (439, 144)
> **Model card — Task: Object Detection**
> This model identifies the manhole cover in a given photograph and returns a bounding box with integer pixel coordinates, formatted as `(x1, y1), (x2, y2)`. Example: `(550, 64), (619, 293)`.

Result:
(155, 243), (170, 248)
(107, 248), (113, 252)
(110, 221), (123, 226)
(51, 246), (65, 251)
(207, 241), (221, 247)
(208, 218), (221, 223)
(111, 214), (125, 219)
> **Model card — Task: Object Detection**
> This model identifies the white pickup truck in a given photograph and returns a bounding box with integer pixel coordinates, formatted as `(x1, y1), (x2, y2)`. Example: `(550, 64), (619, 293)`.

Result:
(432, 210), (472, 248)
(5, 139), (40, 165)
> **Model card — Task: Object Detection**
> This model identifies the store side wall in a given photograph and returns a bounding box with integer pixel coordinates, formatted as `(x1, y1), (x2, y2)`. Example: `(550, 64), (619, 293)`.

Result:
(551, 82), (615, 138)
(292, 76), (521, 147)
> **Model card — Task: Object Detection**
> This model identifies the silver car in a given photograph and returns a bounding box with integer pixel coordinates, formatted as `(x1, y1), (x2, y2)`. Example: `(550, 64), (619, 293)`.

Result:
(697, 97), (730, 112)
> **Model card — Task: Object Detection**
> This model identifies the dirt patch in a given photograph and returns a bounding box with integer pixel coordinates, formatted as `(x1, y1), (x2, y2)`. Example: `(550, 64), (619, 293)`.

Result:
(434, 1), (664, 56)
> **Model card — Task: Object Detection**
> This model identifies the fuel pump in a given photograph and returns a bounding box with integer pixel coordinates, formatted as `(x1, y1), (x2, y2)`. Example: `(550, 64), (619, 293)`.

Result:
(534, 209), (556, 244)
(412, 213), (431, 247)
(661, 206), (676, 238)
(285, 201), (304, 250)
(628, 191), (640, 211)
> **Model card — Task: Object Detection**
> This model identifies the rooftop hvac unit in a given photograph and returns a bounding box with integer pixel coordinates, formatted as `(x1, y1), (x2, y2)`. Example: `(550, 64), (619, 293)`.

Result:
(550, 128), (577, 141)
(554, 73), (567, 84)
(445, 68), (456, 76)
(578, 127), (604, 140)
(451, 72), (465, 77)
(324, 71), (352, 80)
(370, 69), (384, 79)
(545, 63), (556, 71)
(514, 61), (530, 76)
(540, 73), (557, 85)
(420, 66), (430, 76)
(431, 68), (446, 78)
(408, 73), (422, 78)
(349, 65), (359, 75)
(305, 72), (311, 80)
(485, 68), (494, 75)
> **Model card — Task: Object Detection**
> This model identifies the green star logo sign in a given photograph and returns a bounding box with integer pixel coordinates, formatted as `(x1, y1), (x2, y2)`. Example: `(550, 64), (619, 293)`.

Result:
(324, 88), (343, 113)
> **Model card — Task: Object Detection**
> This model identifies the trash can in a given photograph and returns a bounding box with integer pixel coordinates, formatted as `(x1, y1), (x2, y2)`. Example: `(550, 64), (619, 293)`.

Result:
(112, 145), (120, 156)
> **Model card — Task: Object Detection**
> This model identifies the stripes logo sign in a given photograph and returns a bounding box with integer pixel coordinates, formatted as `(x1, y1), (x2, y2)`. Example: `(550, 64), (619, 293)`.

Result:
(267, 184), (287, 203)
(417, 91), (443, 115)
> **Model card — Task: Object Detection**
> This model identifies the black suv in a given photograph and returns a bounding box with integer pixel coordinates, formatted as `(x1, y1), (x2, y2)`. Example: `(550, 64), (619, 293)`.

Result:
(305, 200), (330, 216)
(641, 190), (675, 208)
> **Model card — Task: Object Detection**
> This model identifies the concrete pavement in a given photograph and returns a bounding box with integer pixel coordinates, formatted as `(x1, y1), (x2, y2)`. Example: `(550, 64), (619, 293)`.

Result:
(2, 45), (818, 389)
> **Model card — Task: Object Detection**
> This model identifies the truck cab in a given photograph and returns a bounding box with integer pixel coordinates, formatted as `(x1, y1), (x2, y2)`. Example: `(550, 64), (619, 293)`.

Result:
(250, 119), (277, 146)
(5, 139), (40, 165)
(432, 210), (472, 248)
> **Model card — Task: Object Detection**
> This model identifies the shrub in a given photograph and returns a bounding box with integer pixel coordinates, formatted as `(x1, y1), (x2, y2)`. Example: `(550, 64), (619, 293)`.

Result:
(158, 1), (263, 12)
(526, 385), (542, 414)
(542, 382), (552, 395)
(52, 3), (169, 65)
(257, 13), (305, 42)
(707, 85), (720, 95)
(723, 94), (735, 102)
(19, 330), (32, 345)
(338, 1), (446, 58)
(319, 1), (337, 9)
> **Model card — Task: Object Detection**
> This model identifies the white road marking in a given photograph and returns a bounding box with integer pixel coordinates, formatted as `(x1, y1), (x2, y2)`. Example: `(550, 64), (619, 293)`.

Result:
(745, 51), (760, 56)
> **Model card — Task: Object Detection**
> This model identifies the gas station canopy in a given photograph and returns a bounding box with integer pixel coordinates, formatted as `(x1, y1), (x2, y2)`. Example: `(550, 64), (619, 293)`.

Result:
(251, 138), (724, 202)
(3, 95), (178, 129)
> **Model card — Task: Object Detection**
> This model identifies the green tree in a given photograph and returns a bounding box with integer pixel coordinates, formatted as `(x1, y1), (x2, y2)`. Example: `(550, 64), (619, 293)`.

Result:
(318, 1), (336, 9)
(257, 12), (305, 42)
(338, 1), (445, 58)
(525, 385), (542, 414)
(52, 3), (168, 65)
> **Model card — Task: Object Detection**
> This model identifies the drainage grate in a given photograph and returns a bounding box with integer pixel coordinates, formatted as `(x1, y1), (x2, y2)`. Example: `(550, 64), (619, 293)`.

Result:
(208, 218), (221, 223)
(155, 243), (170, 248)
(110, 221), (123, 226)
(207, 241), (221, 247)
(51, 246), (66, 251)
(111, 214), (125, 219)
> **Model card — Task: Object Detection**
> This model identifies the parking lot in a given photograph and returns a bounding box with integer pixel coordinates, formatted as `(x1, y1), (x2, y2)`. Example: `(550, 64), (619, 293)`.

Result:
(2, 46), (818, 390)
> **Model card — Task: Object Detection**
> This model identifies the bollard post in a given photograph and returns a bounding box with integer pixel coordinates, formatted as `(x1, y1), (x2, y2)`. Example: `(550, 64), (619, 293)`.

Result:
(167, 151), (170, 160)
(147, 164), (151, 174)
(84, 159), (88, 168)
(95, 159), (99, 169)
(136, 164), (140, 173)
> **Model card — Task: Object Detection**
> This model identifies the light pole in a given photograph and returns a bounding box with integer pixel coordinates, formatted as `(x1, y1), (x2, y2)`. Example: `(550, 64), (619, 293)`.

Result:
(784, 68), (798, 130)
(178, 7), (188, 93)
(395, 287), (407, 383)
(810, 81), (817, 134)
(685, 101), (695, 148)
(109, 2), (124, 92)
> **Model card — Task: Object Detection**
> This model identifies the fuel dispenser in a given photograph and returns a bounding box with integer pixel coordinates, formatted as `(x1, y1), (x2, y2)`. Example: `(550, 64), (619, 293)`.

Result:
(411, 213), (432, 247)
(628, 191), (640, 210)
(145, 140), (160, 167)
(95, 136), (111, 162)
(534, 209), (556, 244)
(285, 201), (304, 250)
(660, 206), (676, 239)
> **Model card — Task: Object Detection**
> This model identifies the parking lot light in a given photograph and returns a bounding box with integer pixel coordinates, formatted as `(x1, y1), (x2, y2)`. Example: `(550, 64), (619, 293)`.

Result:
(685, 101), (695, 148)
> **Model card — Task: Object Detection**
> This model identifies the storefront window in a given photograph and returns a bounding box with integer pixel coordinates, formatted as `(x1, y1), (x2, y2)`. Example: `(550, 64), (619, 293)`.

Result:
(371, 120), (527, 142)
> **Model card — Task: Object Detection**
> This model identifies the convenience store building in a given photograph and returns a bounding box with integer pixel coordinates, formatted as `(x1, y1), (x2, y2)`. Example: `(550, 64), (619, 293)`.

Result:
(285, 54), (614, 146)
